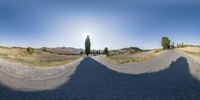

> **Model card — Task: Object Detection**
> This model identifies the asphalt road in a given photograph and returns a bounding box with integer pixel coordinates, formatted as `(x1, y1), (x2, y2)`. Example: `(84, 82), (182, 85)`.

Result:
(0, 50), (200, 100)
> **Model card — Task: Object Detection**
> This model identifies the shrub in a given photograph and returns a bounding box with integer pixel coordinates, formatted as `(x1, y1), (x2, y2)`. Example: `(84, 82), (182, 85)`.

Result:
(80, 51), (83, 55)
(43, 47), (47, 52)
(103, 47), (109, 56)
(42, 47), (47, 52)
(27, 47), (34, 54)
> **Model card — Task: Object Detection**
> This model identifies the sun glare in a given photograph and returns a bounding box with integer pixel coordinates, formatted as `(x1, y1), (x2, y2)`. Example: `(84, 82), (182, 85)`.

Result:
(83, 32), (92, 40)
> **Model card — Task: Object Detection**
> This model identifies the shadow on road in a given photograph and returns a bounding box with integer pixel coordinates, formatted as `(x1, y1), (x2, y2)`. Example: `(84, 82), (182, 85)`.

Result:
(0, 57), (200, 100)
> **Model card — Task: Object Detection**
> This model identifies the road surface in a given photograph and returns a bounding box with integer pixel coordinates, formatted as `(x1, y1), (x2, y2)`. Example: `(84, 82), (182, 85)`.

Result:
(0, 50), (200, 100)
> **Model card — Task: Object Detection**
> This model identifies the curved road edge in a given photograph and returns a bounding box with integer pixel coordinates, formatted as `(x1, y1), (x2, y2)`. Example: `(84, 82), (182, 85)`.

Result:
(93, 50), (200, 75)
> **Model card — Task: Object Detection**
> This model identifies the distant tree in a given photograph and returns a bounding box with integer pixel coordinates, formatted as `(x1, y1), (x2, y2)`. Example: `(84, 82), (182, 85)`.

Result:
(80, 51), (83, 55)
(85, 35), (91, 56)
(93, 50), (95, 54)
(176, 43), (185, 48)
(42, 47), (47, 52)
(181, 43), (184, 48)
(161, 37), (170, 50)
(27, 47), (34, 54)
(96, 51), (99, 54)
(103, 47), (109, 56)
(177, 44), (179, 48)
(171, 42), (175, 48)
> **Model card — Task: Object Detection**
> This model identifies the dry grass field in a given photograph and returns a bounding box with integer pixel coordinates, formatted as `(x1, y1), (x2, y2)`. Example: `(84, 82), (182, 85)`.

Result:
(176, 46), (200, 63)
(177, 46), (200, 56)
(177, 46), (200, 53)
(0, 46), (81, 67)
(104, 49), (163, 64)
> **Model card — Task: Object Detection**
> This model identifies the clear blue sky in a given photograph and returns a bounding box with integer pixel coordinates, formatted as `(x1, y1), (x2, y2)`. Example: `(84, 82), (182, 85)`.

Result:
(0, 0), (200, 49)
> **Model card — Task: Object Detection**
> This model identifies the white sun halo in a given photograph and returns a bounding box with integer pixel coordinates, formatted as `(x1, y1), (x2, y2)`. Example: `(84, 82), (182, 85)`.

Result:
(83, 32), (92, 40)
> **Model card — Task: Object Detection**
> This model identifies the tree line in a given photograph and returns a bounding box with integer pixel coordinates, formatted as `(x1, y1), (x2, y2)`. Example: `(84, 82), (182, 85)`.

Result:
(161, 36), (185, 50)
(85, 35), (187, 56)
(25, 35), (186, 56)
(84, 35), (109, 56)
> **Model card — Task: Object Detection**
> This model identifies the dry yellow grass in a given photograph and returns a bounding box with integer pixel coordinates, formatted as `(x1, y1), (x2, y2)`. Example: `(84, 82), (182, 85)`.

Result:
(0, 47), (81, 67)
(177, 46), (200, 53)
(176, 46), (200, 64)
(104, 49), (163, 64)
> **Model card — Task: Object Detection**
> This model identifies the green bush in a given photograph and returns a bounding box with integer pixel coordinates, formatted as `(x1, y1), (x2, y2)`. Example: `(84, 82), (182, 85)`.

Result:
(103, 47), (109, 56)
(27, 47), (34, 54)
(80, 51), (83, 55)
(42, 47), (47, 52)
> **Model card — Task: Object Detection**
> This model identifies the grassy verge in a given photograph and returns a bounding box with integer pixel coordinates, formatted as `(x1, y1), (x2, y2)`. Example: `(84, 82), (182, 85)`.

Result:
(0, 47), (81, 67)
(0, 54), (81, 67)
(0, 53), (9, 59)
(176, 46), (200, 57)
(106, 55), (156, 64)
(11, 58), (76, 67)
(183, 51), (200, 57)
(103, 49), (163, 64)
(176, 46), (200, 64)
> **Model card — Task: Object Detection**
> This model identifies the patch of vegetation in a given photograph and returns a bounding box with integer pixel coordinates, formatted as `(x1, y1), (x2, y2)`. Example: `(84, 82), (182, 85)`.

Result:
(184, 51), (200, 56)
(105, 52), (158, 64)
(155, 49), (163, 53)
(177, 43), (185, 48)
(85, 35), (91, 56)
(41, 47), (47, 52)
(122, 47), (142, 51)
(171, 42), (175, 48)
(103, 48), (163, 64)
(111, 55), (156, 64)
(103, 47), (109, 56)
(0, 46), (82, 67)
(26, 47), (34, 54)
(161, 37), (170, 50)
(128, 50), (142, 54)
(0, 53), (9, 59)
(13, 58), (74, 67)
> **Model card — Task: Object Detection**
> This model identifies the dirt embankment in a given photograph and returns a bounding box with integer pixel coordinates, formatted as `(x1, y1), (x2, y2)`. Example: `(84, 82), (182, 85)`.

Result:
(0, 47), (81, 67)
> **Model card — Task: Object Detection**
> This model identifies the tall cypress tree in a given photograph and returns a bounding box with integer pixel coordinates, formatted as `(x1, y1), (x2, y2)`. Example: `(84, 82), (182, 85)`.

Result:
(85, 35), (91, 56)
